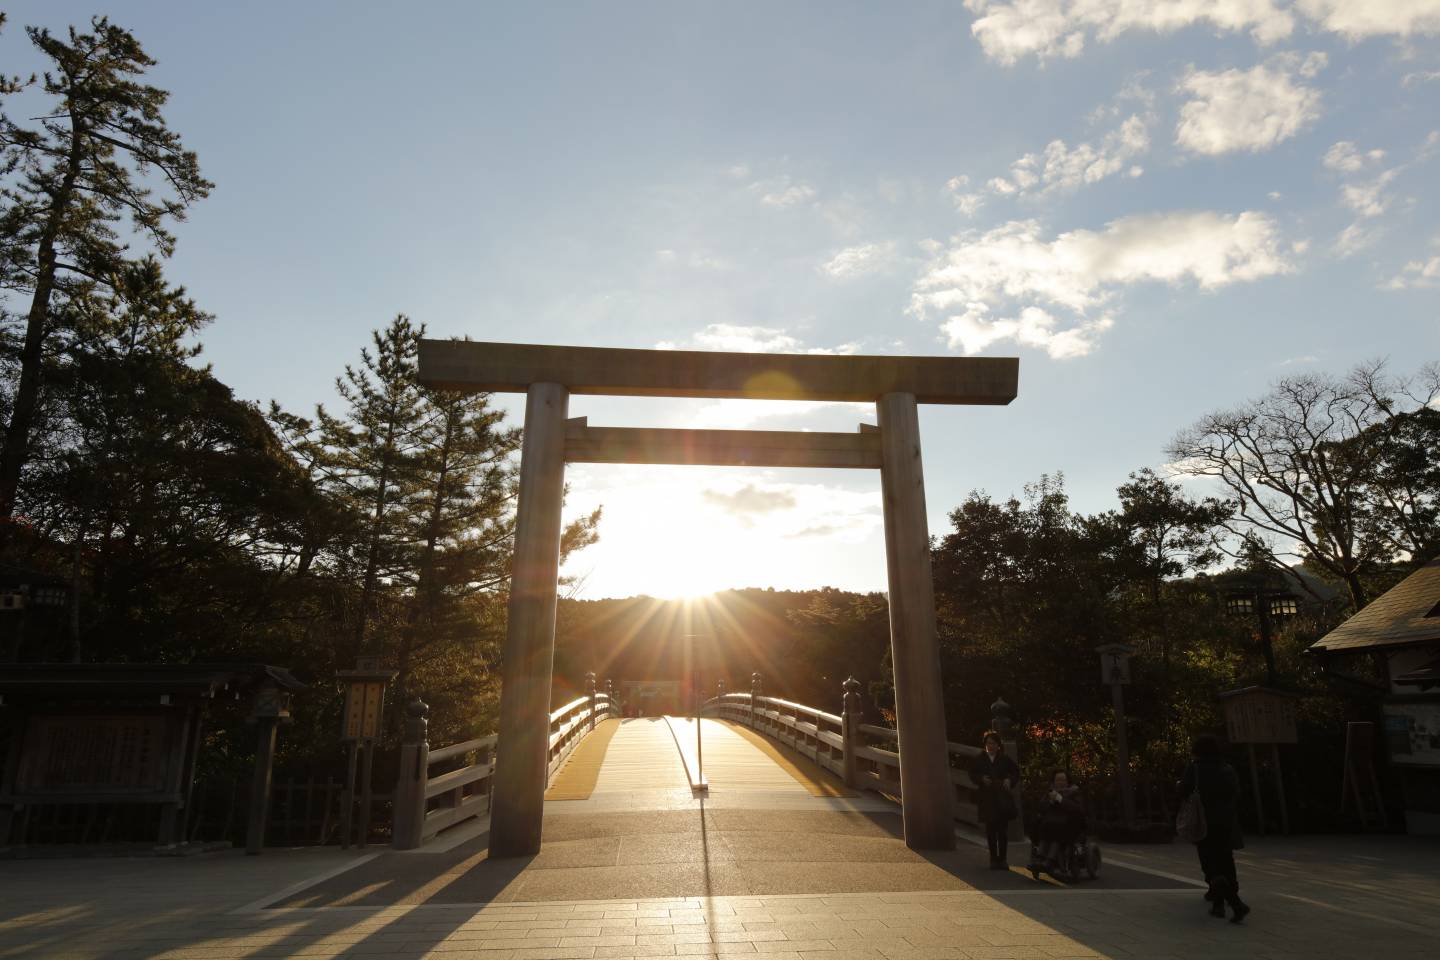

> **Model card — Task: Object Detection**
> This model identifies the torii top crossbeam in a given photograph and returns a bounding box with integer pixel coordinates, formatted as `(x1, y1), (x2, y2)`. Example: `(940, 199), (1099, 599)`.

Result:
(418, 340), (1018, 405)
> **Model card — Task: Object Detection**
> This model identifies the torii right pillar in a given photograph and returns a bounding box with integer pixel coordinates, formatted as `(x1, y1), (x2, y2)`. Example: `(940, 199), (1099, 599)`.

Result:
(878, 392), (956, 851)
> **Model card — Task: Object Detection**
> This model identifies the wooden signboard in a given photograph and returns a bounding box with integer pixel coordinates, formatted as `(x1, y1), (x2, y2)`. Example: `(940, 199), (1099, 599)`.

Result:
(1220, 687), (1298, 744)
(342, 681), (386, 742)
(17, 714), (173, 796)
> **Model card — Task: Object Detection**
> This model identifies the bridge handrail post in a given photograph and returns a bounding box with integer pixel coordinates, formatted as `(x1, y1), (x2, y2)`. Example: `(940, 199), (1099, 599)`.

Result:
(392, 698), (430, 851)
(586, 672), (598, 732)
(841, 677), (862, 789)
(750, 673), (762, 729)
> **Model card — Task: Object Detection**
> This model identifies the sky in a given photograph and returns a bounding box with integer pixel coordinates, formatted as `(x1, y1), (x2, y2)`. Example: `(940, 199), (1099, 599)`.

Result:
(4, 1), (1438, 599)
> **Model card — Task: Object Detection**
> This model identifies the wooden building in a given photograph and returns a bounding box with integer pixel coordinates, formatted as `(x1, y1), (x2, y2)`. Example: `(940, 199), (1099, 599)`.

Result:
(0, 663), (304, 847)
(1309, 558), (1440, 834)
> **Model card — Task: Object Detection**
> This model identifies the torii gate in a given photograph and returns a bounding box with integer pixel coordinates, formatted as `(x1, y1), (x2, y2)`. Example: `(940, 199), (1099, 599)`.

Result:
(418, 341), (1019, 855)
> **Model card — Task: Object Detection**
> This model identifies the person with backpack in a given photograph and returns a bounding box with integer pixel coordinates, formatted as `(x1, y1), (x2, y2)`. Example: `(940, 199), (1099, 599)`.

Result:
(1178, 733), (1251, 923)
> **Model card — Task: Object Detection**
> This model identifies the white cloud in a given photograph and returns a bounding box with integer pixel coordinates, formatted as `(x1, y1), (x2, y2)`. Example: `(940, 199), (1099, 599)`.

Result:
(988, 113), (1151, 198)
(1403, 70), (1440, 87)
(1323, 141), (1387, 172)
(695, 478), (880, 540)
(1385, 254), (1440, 288)
(1340, 168), (1400, 217)
(912, 211), (1291, 357)
(818, 241), (897, 279)
(755, 177), (818, 208)
(1296, 0), (1440, 38)
(964, 0), (1296, 65)
(701, 484), (797, 516)
(945, 175), (986, 216)
(656, 324), (862, 357)
(689, 398), (869, 429)
(656, 323), (803, 353)
(962, 1), (1440, 64)
(941, 303), (1116, 359)
(1175, 54), (1325, 155)
(1334, 222), (1379, 256)
(1327, 132), (1437, 255)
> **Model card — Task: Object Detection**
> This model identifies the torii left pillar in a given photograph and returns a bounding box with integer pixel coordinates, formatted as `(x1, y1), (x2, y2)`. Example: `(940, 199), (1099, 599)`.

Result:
(489, 382), (569, 858)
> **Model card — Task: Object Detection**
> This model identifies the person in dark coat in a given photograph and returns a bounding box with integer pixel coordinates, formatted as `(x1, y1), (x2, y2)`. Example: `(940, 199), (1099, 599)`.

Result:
(969, 730), (1020, 869)
(1179, 733), (1251, 923)
(1034, 770), (1086, 872)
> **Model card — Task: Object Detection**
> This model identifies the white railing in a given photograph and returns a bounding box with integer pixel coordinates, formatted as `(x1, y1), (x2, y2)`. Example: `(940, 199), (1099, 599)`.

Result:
(392, 692), (618, 849)
(703, 692), (990, 827)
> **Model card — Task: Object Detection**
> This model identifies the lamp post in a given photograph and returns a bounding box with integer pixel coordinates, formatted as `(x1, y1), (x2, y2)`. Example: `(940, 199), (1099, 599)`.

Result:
(1096, 643), (1136, 828)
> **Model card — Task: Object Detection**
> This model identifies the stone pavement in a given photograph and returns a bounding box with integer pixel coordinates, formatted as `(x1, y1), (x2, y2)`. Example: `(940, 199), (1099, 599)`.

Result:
(3, 721), (1437, 958)
(2, 831), (1436, 959)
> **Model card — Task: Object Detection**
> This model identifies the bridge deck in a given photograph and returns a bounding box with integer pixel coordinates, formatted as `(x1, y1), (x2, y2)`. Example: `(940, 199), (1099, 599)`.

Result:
(270, 716), (1192, 908)
(547, 716), (855, 808)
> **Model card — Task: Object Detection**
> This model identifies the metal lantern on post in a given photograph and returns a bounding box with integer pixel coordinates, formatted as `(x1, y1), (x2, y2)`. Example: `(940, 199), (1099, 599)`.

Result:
(1095, 643), (1136, 828)
(1224, 574), (1288, 687)
(335, 657), (397, 849)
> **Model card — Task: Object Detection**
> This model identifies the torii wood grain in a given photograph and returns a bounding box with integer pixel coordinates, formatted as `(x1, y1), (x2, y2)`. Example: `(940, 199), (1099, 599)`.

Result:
(419, 340), (1018, 405)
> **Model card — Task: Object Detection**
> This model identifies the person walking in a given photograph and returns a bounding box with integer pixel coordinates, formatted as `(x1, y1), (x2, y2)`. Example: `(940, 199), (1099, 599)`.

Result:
(969, 730), (1020, 869)
(1179, 733), (1250, 923)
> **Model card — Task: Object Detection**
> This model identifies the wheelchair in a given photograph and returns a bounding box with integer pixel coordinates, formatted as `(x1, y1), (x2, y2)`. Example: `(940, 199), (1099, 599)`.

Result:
(1024, 803), (1102, 883)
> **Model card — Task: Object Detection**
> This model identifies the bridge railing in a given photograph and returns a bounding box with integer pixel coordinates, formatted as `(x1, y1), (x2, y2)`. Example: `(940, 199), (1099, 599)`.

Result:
(703, 687), (1003, 830)
(391, 691), (618, 850)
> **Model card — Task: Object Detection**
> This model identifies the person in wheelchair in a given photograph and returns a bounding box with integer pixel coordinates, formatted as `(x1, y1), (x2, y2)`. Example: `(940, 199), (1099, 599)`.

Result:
(1030, 770), (1087, 876)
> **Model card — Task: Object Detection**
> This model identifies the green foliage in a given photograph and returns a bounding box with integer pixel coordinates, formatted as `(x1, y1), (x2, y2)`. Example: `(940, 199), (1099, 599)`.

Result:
(0, 16), (212, 524)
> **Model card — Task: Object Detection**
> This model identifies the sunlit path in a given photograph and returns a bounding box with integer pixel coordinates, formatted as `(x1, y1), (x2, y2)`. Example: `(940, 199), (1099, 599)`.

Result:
(588, 717), (689, 795)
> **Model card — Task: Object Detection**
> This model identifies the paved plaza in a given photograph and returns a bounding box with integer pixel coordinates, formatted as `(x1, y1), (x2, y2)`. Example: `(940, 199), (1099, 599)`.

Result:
(3, 719), (1436, 959)
(1, 832), (1436, 960)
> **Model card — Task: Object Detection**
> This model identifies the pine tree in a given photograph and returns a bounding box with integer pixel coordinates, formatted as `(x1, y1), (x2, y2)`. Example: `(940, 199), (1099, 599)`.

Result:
(394, 379), (520, 708)
(0, 16), (211, 530)
(313, 315), (426, 661)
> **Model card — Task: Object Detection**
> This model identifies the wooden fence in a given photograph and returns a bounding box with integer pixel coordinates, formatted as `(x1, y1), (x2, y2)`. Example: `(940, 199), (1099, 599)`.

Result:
(390, 691), (618, 850)
(703, 690), (1016, 833)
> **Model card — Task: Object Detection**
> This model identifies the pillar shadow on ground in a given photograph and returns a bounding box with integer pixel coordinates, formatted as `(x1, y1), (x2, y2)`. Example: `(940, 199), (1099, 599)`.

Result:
(270, 808), (1187, 908)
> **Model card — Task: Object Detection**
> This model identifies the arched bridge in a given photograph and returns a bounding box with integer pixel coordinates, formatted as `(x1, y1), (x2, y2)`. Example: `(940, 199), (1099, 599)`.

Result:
(391, 685), (1006, 854)
(270, 685), (1193, 909)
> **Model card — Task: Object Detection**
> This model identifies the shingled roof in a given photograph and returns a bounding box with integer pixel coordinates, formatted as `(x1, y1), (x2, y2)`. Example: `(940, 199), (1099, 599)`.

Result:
(1310, 558), (1440, 653)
